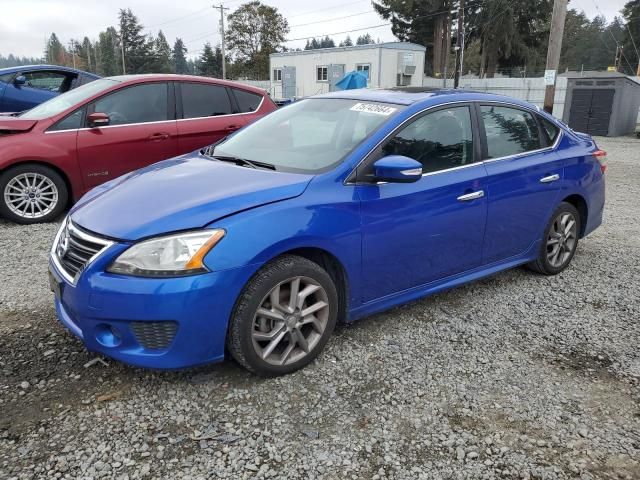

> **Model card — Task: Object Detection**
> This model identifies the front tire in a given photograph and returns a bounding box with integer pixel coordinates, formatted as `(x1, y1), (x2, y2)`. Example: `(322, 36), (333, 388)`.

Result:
(227, 255), (338, 376)
(0, 164), (68, 224)
(528, 202), (581, 275)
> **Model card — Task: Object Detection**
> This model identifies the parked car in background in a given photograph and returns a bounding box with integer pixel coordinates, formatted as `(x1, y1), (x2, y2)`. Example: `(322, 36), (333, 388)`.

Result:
(48, 89), (606, 376)
(0, 74), (277, 223)
(0, 65), (99, 113)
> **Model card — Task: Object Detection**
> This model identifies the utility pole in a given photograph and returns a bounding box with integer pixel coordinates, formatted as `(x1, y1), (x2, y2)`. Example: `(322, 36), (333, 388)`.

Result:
(121, 37), (126, 75)
(454, 0), (465, 88)
(543, 0), (568, 114)
(213, 4), (229, 79)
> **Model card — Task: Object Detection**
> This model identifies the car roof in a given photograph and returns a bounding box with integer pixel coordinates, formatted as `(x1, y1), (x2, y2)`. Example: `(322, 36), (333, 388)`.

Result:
(315, 87), (541, 111)
(104, 74), (269, 95)
(0, 64), (99, 77)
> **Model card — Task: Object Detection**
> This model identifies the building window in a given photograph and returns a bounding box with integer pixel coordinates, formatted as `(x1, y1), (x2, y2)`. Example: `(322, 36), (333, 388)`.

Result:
(316, 66), (328, 82)
(273, 68), (282, 82)
(356, 63), (370, 80)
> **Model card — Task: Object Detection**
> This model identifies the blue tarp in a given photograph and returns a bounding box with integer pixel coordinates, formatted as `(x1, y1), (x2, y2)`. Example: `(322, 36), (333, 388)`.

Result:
(335, 71), (368, 90)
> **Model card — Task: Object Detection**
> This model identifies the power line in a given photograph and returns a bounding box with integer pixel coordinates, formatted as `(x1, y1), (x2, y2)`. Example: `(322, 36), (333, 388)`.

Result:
(284, 23), (391, 43)
(145, 6), (211, 30)
(289, 10), (377, 29)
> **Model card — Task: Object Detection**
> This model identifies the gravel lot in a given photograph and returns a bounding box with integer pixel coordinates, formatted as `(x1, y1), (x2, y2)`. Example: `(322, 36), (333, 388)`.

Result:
(1, 136), (639, 480)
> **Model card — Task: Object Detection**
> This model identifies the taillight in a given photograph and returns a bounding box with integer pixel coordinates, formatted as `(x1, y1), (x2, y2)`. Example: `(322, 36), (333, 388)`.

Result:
(593, 149), (607, 174)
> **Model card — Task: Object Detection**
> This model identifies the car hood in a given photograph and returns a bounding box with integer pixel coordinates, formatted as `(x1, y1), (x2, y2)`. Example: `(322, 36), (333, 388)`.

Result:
(0, 117), (38, 133)
(70, 153), (313, 241)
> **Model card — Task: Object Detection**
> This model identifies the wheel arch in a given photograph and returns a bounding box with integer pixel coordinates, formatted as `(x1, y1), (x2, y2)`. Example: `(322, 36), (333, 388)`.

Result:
(268, 247), (350, 324)
(0, 160), (74, 208)
(560, 193), (588, 237)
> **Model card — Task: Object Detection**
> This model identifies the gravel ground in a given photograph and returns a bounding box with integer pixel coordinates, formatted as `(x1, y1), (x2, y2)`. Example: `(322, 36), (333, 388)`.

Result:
(1, 136), (639, 480)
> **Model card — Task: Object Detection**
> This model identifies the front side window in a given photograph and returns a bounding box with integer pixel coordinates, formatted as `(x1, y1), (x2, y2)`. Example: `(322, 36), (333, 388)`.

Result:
(356, 64), (370, 80)
(181, 83), (232, 118)
(273, 69), (282, 82)
(22, 71), (68, 92)
(0, 73), (15, 84)
(382, 106), (474, 174)
(316, 66), (328, 82)
(233, 88), (262, 113)
(92, 83), (168, 126)
(49, 108), (85, 131)
(211, 98), (404, 173)
(481, 105), (541, 159)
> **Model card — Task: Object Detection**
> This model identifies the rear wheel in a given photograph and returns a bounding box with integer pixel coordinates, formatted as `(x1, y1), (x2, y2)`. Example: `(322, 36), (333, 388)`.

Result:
(227, 255), (338, 376)
(528, 202), (580, 275)
(0, 164), (68, 224)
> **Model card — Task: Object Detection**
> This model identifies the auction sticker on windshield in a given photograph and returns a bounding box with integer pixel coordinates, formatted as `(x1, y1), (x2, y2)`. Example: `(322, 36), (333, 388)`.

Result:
(350, 103), (397, 116)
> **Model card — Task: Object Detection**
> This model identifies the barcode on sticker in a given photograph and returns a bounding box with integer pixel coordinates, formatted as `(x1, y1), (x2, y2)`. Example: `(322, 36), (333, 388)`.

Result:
(350, 103), (397, 116)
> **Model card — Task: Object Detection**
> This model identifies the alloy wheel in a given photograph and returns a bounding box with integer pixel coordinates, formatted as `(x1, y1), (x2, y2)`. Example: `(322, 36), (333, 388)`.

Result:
(546, 212), (577, 268)
(3, 173), (59, 220)
(252, 276), (330, 366)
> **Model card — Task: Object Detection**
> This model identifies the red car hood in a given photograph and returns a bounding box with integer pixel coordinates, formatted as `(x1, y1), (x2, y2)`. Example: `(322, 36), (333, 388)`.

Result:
(0, 117), (38, 132)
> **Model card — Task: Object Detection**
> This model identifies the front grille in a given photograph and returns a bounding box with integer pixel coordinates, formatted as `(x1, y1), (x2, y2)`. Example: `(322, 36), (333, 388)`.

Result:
(131, 321), (178, 350)
(52, 218), (112, 284)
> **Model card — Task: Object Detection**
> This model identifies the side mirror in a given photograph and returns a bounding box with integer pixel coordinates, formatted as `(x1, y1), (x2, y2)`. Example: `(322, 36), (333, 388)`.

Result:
(373, 155), (423, 183)
(87, 112), (110, 128)
(14, 75), (26, 86)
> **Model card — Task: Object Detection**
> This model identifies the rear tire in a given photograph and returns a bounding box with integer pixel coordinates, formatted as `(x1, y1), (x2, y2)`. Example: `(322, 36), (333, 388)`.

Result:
(528, 202), (581, 275)
(226, 255), (338, 377)
(0, 164), (68, 224)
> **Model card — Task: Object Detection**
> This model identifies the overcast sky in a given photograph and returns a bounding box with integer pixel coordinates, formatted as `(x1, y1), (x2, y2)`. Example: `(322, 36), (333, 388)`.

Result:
(0, 0), (630, 59)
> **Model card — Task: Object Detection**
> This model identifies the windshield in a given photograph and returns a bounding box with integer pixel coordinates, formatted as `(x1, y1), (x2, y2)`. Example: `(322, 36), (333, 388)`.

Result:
(19, 78), (120, 120)
(211, 98), (404, 173)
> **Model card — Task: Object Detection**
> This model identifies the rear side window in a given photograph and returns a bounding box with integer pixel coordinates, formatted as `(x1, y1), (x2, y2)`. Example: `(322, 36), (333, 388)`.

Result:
(181, 83), (232, 118)
(539, 116), (560, 146)
(92, 83), (169, 126)
(480, 105), (540, 159)
(233, 88), (263, 113)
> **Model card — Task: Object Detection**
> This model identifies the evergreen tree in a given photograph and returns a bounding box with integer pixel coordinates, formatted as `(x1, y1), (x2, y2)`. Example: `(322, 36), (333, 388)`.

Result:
(97, 27), (120, 76)
(356, 33), (375, 45)
(153, 30), (172, 73)
(339, 35), (354, 47)
(118, 8), (152, 74)
(197, 42), (222, 77)
(45, 33), (66, 65)
(172, 38), (189, 74)
(622, 0), (640, 74)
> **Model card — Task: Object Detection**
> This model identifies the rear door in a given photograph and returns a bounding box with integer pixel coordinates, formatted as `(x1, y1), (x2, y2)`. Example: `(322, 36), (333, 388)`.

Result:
(479, 104), (564, 264)
(76, 82), (178, 191)
(176, 82), (242, 153)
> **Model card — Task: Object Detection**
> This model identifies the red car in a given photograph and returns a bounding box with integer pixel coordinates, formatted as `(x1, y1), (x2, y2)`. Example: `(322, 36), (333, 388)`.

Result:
(0, 74), (277, 223)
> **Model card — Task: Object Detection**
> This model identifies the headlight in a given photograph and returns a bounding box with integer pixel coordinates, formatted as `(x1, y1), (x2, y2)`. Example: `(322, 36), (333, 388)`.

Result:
(107, 229), (225, 277)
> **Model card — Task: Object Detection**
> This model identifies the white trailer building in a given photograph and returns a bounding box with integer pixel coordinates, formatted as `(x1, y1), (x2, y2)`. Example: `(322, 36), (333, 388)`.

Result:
(269, 42), (426, 100)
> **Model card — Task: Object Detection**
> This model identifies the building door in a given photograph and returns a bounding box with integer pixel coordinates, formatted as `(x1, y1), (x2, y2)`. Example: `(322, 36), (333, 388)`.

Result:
(568, 88), (615, 136)
(282, 66), (296, 99)
(328, 64), (345, 92)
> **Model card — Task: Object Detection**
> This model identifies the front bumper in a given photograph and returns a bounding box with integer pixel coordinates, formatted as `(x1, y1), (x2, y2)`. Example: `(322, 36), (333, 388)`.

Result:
(49, 246), (260, 369)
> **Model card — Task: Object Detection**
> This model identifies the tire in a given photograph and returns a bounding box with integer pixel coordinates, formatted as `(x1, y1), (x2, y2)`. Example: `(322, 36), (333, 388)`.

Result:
(227, 254), (338, 376)
(528, 202), (581, 275)
(0, 164), (68, 224)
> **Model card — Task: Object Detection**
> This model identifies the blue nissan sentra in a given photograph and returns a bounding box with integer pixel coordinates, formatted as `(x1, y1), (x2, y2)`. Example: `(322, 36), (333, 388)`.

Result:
(49, 88), (606, 376)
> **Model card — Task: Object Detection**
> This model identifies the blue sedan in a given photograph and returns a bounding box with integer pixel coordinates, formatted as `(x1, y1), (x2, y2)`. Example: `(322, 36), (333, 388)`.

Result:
(48, 88), (606, 376)
(0, 64), (99, 113)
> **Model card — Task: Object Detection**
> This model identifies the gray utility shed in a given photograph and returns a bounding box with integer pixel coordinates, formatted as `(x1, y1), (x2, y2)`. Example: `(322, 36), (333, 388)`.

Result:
(562, 72), (640, 136)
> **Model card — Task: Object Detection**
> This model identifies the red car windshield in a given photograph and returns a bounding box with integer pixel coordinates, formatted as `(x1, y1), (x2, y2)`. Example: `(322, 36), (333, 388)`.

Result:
(20, 78), (120, 120)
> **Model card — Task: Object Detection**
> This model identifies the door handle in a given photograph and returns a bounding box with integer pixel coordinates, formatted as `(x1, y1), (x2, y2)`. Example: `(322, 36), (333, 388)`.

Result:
(457, 190), (485, 202)
(540, 174), (560, 183)
(148, 133), (170, 141)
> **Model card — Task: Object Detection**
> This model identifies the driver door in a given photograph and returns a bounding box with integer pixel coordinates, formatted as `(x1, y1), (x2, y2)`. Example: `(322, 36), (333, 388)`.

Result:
(356, 104), (488, 302)
(76, 82), (178, 191)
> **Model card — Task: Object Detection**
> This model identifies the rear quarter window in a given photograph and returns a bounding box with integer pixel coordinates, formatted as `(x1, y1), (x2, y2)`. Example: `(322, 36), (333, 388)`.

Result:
(539, 116), (560, 146)
(233, 88), (263, 113)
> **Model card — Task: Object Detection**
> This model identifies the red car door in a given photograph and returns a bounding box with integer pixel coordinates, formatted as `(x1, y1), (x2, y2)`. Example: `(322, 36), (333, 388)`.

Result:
(176, 82), (256, 153)
(76, 82), (178, 191)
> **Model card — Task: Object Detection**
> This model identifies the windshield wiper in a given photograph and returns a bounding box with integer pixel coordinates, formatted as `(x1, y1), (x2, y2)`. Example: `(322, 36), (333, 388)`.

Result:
(209, 154), (276, 170)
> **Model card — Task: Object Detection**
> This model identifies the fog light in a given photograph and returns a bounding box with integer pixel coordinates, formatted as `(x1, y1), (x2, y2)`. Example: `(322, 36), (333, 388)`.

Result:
(95, 324), (122, 348)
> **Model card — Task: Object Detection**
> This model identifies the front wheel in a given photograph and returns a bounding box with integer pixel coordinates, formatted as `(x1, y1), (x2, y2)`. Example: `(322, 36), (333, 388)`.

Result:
(528, 202), (581, 275)
(0, 164), (68, 224)
(227, 255), (338, 376)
